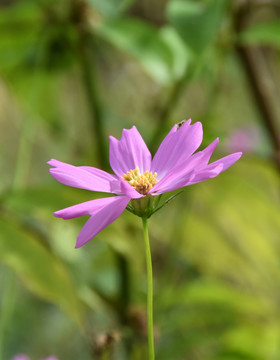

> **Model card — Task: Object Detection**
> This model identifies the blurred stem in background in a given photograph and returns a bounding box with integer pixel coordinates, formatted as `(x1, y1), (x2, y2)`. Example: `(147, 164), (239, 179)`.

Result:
(2, 24), (48, 359)
(234, 1), (280, 169)
(71, 2), (132, 356)
(0, 268), (16, 360)
(12, 117), (37, 191)
(12, 32), (47, 190)
(149, 77), (187, 155)
(149, 61), (196, 155)
(116, 253), (130, 325)
(77, 32), (107, 168)
(73, 0), (107, 169)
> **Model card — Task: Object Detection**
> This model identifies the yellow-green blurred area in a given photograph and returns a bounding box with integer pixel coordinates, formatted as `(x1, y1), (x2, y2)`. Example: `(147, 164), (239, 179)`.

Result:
(1, 0), (280, 359)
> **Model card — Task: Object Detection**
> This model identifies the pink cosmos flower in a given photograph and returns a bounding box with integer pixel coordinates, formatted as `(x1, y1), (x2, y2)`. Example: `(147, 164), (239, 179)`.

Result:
(226, 125), (261, 154)
(48, 120), (241, 248)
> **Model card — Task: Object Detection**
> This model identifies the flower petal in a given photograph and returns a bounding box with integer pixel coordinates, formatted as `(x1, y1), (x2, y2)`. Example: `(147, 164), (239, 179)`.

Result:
(206, 152), (243, 172)
(48, 159), (116, 193)
(187, 164), (223, 185)
(188, 152), (242, 185)
(75, 196), (130, 248)
(110, 178), (143, 199)
(109, 126), (151, 177)
(151, 120), (203, 179)
(150, 138), (219, 194)
(54, 197), (115, 219)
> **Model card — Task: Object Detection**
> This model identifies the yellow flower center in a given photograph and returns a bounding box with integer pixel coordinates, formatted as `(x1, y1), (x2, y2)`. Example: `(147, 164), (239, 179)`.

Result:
(122, 166), (158, 195)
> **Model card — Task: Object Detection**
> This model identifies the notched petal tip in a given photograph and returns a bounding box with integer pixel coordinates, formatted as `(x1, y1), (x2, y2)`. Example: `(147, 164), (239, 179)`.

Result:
(47, 158), (56, 166)
(176, 118), (191, 130)
(184, 118), (192, 125)
(110, 126), (139, 143)
(109, 125), (151, 177)
(122, 125), (137, 134)
(109, 135), (117, 142)
(120, 125), (140, 142)
(151, 119), (204, 179)
(47, 158), (70, 168)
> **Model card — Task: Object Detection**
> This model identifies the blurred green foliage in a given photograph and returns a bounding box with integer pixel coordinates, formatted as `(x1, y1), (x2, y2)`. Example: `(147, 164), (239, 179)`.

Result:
(0, 0), (280, 359)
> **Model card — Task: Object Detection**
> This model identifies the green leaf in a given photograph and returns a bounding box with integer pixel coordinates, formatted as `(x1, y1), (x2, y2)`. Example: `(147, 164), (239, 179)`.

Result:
(0, 0), (42, 71)
(221, 324), (280, 359)
(86, 0), (125, 18)
(166, 0), (228, 54)
(239, 21), (280, 47)
(159, 26), (192, 81)
(0, 217), (83, 326)
(96, 18), (175, 85)
(0, 0), (40, 26)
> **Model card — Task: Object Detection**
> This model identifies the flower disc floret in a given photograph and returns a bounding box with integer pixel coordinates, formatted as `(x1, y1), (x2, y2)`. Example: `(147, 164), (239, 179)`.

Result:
(122, 166), (158, 195)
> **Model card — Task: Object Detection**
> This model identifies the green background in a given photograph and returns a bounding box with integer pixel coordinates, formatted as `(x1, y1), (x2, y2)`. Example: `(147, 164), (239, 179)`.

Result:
(0, 0), (280, 359)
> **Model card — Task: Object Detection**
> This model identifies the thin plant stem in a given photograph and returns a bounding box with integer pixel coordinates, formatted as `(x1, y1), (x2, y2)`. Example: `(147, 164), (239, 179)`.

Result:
(142, 217), (155, 360)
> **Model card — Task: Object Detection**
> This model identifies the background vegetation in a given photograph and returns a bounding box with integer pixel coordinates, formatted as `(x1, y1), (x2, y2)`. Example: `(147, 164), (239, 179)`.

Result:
(0, 0), (280, 359)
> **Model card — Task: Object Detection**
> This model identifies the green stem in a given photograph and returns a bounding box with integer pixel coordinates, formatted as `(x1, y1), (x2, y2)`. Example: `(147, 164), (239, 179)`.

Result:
(142, 217), (155, 360)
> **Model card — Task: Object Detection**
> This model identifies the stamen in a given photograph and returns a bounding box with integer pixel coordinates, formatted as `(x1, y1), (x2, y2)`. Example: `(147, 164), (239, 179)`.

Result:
(122, 166), (158, 195)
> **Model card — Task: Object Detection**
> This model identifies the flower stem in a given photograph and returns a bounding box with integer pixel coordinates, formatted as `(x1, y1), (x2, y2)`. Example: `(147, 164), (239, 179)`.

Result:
(142, 217), (155, 360)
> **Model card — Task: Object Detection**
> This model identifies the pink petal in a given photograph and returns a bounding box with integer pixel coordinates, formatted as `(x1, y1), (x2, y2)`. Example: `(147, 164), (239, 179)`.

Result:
(109, 126), (151, 177)
(206, 152), (243, 172)
(47, 159), (68, 168)
(110, 178), (143, 199)
(48, 159), (117, 193)
(151, 120), (203, 179)
(150, 138), (219, 194)
(75, 196), (130, 248)
(188, 152), (242, 185)
(191, 138), (220, 170)
(79, 166), (118, 182)
(54, 197), (117, 219)
(187, 164), (224, 185)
